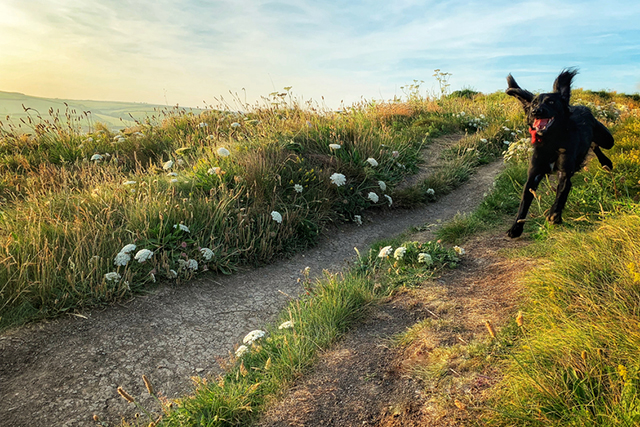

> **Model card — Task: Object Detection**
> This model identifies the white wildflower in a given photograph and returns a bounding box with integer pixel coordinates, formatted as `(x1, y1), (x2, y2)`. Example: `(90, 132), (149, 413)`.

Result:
(454, 246), (466, 255)
(418, 253), (433, 265)
(120, 244), (136, 254)
(393, 247), (406, 260)
(235, 345), (249, 358)
(385, 195), (392, 206)
(368, 192), (379, 203)
(230, 122), (241, 128)
(90, 154), (103, 161)
(294, 184), (303, 193)
(378, 245), (393, 258)
(480, 138), (488, 143)
(150, 273), (156, 283)
(426, 188), (435, 196)
(123, 180), (136, 186)
(198, 122), (208, 128)
(186, 259), (198, 271)
(271, 211), (283, 223)
(243, 329), (266, 344)
(105, 272), (121, 281)
(200, 248), (214, 261)
(329, 143), (341, 150)
(354, 215), (362, 226)
(378, 181), (386, 191)
(278, 320), (294, 330)
(86, 137), (94, 143)
(392, 150), (399, 158)
(217, 147), (230, 157)
(170, 179), (178, 183)
(114, 252), (130, 267)
(208, 167), (221, 175)
(134, 249), (154, 263)
(167, 172), (178, 176)
(366, 157), (378, 167)
(330, 173), (346, 187)
(173, 224), (190, 233)
(163, 160), (174, 170)
(168, 269), (178, 279)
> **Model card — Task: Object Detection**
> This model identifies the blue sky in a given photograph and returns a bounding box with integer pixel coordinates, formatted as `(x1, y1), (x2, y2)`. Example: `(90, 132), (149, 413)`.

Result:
(1, 0), (639, 108)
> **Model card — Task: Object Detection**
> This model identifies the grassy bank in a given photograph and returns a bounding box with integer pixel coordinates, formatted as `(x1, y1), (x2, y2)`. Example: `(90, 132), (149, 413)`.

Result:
(0, 88), (515, 331)
(433, 91), (640, 425)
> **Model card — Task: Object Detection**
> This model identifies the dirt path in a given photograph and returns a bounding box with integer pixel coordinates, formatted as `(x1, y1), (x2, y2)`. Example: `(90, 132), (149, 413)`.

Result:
(257, 232), (532, 427)
(0, 138), (504, 427)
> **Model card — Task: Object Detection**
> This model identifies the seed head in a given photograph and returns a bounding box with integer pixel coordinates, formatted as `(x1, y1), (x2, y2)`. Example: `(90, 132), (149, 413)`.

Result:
(142, 374), (154, 395)
(117, 386), (135, 403)
(516, 311), (524, 327)
(485, 320), (497, 339)
(581, 350), (587, 361)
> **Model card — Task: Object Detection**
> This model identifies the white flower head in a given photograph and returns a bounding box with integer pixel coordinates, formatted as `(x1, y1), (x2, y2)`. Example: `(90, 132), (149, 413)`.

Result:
(271, 211), (283, 223)
(167, 172), (178, 176)
(418, 253), (433, 265)
(426, 188), (435, 196)
(329, 143), (341, 150)
(105, 272), (121, 281)
(454, 246), (466, 255)
(368, 192), (379, 203)
(86, 137), (94, 143)
(378, 245), (393, 258)
(208, 167), (221, 175)
(217, 147), (230, 157)
(120, 243), (137, 254)
(168, 269), (178, 279)
(186, 259), (198, 271)
(354, 215), (362, 226)
(330, 173), (346, 187)
(294, 184), (303, 193)
(170, 178), (178, 183)
(173, 224), (190, 233)
(366, 157), (378, 167)
(385, 195), (392, 206)
(394, 247), (407, 260)
(378, 181), (386, 192)
(243, 329), (266, 344)
(200, 247), (214, 261)
(230, 122), (241, 128)
(123, 180), (137, 186)
(134, 249), (154, 263)
(198, 122), (208, 128)
(163, 160), (174, 170)
(91, 154), (103, 161)
(235, 345), (249, 358)
(278, 320), (294, 330)
(114, 252), (130, 267)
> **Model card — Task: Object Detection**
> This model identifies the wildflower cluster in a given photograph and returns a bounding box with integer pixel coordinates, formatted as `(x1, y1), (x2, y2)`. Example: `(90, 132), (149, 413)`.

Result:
(503, 138), (533, 164)
(376, 240), (462, 268)
(457, 112), (488, 131)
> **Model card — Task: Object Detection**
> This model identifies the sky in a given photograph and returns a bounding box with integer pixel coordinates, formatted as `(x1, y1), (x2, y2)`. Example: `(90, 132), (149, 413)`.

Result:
(1, 0), (639, 109)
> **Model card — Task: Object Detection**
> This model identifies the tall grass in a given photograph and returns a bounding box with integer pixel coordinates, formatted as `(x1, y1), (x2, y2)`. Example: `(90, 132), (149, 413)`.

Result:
(0, 90), (513, 330)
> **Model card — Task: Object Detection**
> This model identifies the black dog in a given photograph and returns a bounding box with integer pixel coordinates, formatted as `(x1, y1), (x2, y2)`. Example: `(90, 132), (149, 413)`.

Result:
(505, 69), (614, 238)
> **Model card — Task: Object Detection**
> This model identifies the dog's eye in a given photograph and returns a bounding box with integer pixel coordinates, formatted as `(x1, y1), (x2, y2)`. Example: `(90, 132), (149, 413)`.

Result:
(548, 100), (555, 104)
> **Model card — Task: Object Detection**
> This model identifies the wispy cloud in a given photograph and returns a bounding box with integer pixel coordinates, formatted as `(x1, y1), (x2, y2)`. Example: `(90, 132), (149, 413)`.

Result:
(1, 0), (638, 107)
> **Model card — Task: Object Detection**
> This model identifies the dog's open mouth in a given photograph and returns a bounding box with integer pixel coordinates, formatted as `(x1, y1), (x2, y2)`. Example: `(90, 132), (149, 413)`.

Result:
(532, 117), (554, 132)
(529, 117), (555, 143)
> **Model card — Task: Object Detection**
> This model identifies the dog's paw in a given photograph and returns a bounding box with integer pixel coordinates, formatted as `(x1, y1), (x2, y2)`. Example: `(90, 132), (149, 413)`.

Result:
(547, 213), (563, 224)
(507, 223), (524, 238)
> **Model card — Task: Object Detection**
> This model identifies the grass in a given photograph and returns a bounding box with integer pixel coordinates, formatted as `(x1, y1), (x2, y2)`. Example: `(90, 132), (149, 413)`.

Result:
(0, 86), (515, 331)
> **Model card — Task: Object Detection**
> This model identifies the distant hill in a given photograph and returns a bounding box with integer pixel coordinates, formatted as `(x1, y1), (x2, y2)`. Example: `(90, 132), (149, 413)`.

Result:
(0, 91), (199, 130)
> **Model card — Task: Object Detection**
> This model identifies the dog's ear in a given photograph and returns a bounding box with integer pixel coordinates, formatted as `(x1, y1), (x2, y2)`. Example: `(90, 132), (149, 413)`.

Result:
(506, 74), (534, 107)
(553, 68), (578, 104)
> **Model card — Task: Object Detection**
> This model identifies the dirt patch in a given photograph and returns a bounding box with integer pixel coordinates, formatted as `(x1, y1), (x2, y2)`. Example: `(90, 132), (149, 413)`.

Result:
(257, 232), (534, 427)
(0, 135), (504, 427)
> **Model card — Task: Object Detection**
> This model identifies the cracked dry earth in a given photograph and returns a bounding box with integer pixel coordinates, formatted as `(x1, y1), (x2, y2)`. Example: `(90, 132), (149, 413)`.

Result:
(0, 136), (504, 427)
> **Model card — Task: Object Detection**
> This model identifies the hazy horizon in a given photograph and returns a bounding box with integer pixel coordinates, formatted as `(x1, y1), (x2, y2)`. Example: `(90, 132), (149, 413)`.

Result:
(1, 0), (639, 109)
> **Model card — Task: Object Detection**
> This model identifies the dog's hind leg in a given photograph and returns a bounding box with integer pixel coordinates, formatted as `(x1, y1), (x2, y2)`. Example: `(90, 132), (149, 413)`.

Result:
(592, 145), (613, 171)
(593, 120), (614, 149)
(547, 170), (574, 224)
(507, 169), (545, 238)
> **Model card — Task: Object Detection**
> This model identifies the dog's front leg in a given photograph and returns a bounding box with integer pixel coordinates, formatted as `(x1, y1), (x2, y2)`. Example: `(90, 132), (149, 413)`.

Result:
(507, 170), (545, 238)
(547, 171), (574, 224)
